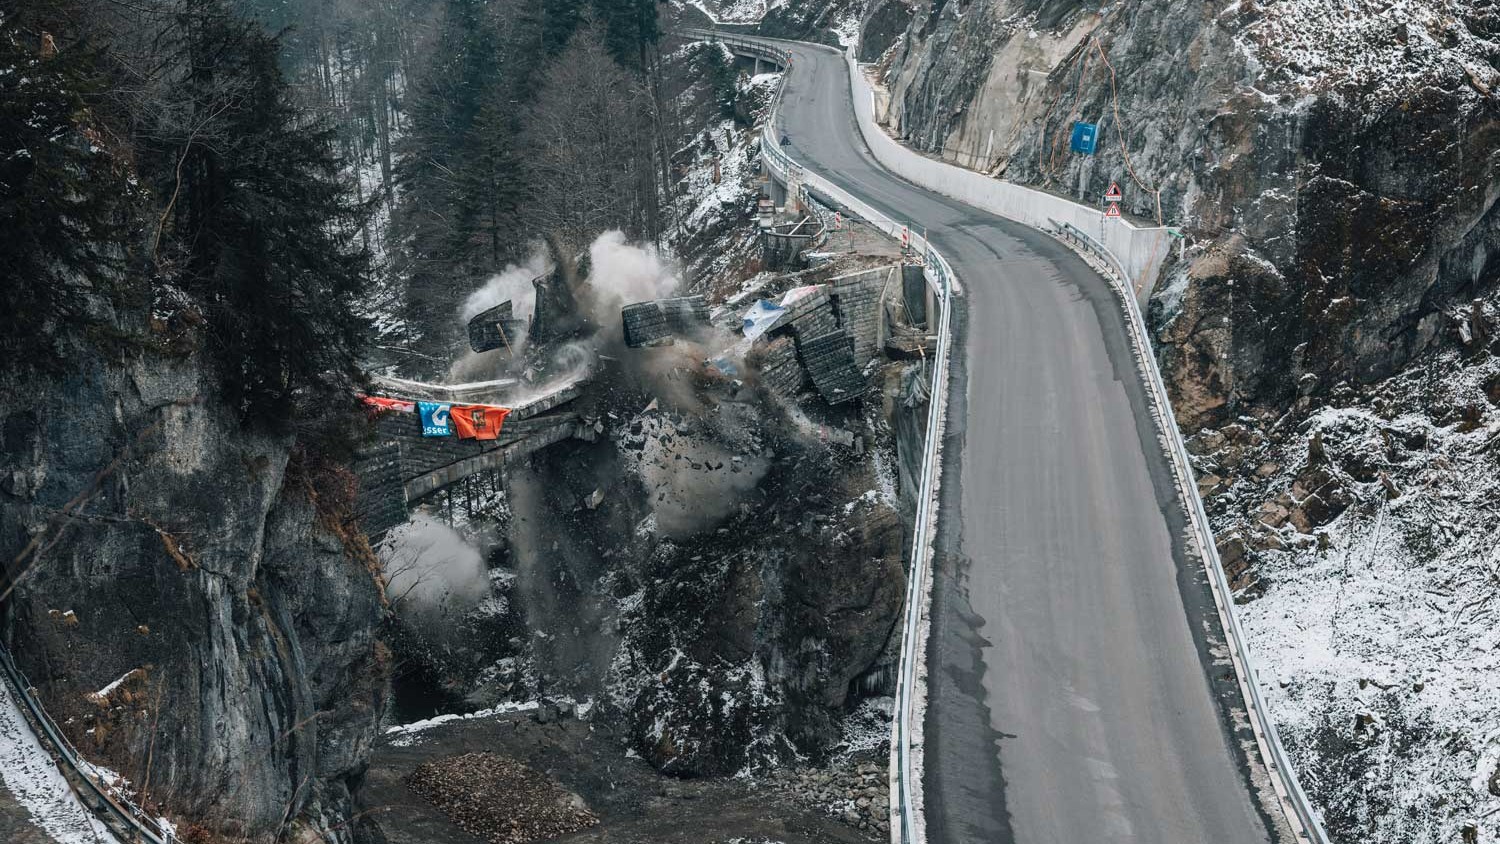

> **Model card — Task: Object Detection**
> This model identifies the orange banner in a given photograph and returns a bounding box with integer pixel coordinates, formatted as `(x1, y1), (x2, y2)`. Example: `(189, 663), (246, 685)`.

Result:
(451, 405), (510, 441)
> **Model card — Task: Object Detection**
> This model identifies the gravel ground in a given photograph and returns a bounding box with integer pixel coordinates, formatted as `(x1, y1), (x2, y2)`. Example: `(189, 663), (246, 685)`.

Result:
(362, 706), (877, 844)
(765, 758), (890, 837)
(405, 752), (598, 844)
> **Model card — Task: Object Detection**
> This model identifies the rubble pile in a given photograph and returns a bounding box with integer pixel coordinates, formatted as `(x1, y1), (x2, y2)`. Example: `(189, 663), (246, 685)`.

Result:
(766, 759), (890, 838)
(404, 752), (598, 844)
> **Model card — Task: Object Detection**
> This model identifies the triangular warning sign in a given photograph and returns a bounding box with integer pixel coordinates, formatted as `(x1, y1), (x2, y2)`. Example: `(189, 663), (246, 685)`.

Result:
(1105, 203), (1122, 218)
(1104, 182), (1122, 202)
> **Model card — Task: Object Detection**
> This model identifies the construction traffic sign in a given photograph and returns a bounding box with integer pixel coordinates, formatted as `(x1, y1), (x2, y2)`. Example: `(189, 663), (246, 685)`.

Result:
(1104, 182), (1122, 202)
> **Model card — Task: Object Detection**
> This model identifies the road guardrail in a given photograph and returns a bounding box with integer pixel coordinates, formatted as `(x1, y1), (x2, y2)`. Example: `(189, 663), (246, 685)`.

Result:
(0, 641), (175, 843)
(686, 28), (952, 844)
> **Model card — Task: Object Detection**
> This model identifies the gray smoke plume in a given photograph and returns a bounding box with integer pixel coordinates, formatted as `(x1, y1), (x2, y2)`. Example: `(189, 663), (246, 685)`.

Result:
(379, 512), (490, 638)
(584, 230), (680, 313)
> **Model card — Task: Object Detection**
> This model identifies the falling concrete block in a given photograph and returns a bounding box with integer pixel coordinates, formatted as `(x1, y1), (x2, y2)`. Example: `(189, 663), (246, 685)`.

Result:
(797, 329), (866, 405)
(623, 302), (674, 347)
(659, 295), (711, 332)
(623, 295), (711, 348)
(468, 301), (528, 353)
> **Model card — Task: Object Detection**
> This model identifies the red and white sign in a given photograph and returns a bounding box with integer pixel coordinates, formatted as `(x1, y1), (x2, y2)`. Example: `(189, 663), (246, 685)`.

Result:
(1104, 203), (1122, 219)
(834, 211), (843, 230)
(901, 225), (910, 247)
(1104, 182), (1122, 202)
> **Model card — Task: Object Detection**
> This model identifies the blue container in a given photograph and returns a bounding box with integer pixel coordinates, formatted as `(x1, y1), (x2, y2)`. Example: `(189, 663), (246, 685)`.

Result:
(1070, 121), (1098, 154)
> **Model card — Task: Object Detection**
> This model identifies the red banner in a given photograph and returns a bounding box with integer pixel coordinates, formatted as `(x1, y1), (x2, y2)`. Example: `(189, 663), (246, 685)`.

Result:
(361, 395), (415, 413)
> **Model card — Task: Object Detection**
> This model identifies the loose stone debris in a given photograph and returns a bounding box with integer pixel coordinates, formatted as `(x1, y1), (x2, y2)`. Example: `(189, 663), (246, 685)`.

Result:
(404, 751), (598, 843)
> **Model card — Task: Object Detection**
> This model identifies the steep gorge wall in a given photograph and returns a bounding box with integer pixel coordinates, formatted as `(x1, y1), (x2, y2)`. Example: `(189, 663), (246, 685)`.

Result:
(0, 334), (386, 843)
(878, 0), (1500, 428)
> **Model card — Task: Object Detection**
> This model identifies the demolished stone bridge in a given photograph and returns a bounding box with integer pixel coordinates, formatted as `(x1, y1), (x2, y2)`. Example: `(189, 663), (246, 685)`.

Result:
(353, 380), (593, 538)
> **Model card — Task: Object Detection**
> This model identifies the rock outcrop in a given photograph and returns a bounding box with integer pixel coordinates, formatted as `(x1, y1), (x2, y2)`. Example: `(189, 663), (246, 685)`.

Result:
(0, 333), (386, 843)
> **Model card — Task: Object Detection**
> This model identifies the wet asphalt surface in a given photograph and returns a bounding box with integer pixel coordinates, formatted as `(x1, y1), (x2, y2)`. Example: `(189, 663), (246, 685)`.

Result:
(763, 39), (1278, 844)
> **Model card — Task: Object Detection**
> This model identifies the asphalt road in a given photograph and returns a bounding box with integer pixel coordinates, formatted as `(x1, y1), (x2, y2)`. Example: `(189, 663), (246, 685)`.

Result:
(768, 42), (1278, 844)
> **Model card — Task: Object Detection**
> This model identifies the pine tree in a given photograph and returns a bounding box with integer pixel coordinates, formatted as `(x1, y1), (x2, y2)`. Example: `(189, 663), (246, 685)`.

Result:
(535, 0), (586, 57)
(459, 82), (527, 267)
(391, 0), (515, 352)
(149, 0), (372, 427)
(590, 0), (658, 69)
(0, 18), (137, 362)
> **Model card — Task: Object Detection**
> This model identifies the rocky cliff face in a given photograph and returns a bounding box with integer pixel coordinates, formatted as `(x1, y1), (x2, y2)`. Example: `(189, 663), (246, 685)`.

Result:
(0, 326), (387, 843)
(878, 0), (1500, 427)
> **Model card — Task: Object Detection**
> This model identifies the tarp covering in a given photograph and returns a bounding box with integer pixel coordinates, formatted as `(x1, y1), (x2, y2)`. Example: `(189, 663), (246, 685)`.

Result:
(362, 395), (415, 413)
(779, 285), (821, 307)
(741, 299), (786, 341)
(362, 394), (513, 440)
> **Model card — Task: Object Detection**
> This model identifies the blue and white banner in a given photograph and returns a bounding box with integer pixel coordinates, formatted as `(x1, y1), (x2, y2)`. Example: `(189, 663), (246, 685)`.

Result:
(417, 401), (452, 437)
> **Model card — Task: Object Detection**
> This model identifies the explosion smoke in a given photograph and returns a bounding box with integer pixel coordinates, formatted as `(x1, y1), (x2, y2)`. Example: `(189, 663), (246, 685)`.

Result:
(379, 512), (490, 639)
(461, 244), (550, 323)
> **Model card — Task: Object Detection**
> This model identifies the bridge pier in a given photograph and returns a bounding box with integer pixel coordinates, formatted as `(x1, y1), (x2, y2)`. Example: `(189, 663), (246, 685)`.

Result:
(766, 177), (787, 208)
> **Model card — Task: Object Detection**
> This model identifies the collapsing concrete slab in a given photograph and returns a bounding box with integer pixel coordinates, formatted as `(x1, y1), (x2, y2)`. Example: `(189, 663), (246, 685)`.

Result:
(622, 295), (712, 348)
(467, 301), (528, 354)
(775, 285), (839, 341)
(796, 329), (866, 405)
(755, 335), (807, 399)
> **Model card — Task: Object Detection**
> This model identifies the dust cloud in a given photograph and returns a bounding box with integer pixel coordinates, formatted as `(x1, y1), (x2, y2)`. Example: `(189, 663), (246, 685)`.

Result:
(461, 245), (550, 323)
(379, 512), (490, 635)
(585, 230), (680, 313)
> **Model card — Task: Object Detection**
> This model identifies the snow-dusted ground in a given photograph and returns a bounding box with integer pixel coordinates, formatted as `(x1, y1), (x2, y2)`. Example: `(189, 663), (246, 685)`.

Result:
(668, 68), (780, 286)
(1233, 0), (1500, 106)
(673, 0), (786, 25)
(0, 680), (121, 844)
(1199, 347), (1500, 843)
(383, 699), (543, 747)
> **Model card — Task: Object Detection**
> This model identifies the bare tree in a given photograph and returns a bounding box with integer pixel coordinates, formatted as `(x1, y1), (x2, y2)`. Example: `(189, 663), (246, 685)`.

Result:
(524, 21), (656, 249)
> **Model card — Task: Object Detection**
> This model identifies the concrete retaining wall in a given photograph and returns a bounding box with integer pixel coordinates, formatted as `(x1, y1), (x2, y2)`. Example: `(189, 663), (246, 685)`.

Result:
(840, 51), (1172, 299)
(830, 266), (896, 364)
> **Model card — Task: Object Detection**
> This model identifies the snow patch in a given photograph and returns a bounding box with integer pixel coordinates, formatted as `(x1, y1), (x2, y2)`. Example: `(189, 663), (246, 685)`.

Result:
(0, 680), (122, 844)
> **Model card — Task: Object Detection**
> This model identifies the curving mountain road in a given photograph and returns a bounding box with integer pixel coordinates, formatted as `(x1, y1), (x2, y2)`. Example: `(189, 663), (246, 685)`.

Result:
(768, 41), (1280, 844)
